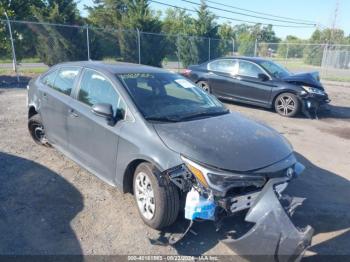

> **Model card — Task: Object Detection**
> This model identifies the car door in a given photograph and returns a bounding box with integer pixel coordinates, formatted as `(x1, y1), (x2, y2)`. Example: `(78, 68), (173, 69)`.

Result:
(206, 59), (239, 97)
(67, 68), (127, 184)
(233, 60), (274, 106)
(38, 66), (81, 151)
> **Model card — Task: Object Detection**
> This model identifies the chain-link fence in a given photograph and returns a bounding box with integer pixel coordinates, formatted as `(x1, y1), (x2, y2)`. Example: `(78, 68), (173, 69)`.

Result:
(256, 42), (350, 81)
(0, 19), (234, 84)
(1, 19), (350, 84)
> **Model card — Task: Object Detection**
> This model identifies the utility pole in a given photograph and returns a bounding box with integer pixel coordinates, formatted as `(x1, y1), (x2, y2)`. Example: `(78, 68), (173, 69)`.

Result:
(254, 39), (258, 57)
(208, 37), (211, 61)
(136, 28), (141, 64)
(330, 0), (339, 44)
(232, 38), (235, 55)
(4, 11), (19, 83)
(86, 25), (90, 61)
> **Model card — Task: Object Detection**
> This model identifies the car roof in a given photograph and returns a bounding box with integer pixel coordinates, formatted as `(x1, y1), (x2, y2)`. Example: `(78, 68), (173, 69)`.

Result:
(206, 56), (268, 63)
(54, 61), (168, 74)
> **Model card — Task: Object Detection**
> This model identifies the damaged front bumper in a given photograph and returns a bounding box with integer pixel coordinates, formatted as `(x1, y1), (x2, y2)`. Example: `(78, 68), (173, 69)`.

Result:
(299, 92), (330, 118)
(222, 178), (314, 261)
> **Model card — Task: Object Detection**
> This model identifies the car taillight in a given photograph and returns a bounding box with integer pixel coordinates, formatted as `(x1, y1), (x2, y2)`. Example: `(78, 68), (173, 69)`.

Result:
(183, 69), (192, 76)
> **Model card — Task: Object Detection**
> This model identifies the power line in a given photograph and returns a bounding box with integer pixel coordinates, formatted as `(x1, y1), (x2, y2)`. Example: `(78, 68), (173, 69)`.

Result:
(205, 0), (316, 24)
(149, 0), (316, 28)
(180, 0), (316, 26)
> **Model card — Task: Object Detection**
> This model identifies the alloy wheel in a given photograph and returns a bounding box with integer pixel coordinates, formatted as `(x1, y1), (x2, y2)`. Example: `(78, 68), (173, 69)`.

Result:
(276, 95), (296, 116)
(135, 172), (155, 220)
(198, 81), (210, 93)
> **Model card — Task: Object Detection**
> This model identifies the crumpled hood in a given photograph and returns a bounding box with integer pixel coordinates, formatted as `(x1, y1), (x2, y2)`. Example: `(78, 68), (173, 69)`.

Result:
(153, 112), (293, 172)
(282, 71), (324, 90)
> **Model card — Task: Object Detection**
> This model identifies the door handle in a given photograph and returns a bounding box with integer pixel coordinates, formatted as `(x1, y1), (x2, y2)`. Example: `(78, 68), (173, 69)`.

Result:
(42, 92), (48, 99)
(69, 109), (79, 118)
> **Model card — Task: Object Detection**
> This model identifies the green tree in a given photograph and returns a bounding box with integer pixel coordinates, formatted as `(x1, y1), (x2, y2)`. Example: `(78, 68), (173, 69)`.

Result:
(32, 0), (86, 65)
(0, 0), (44, 61)
(0, 6), (12, 60)
(303, 28), (347, 66)
(163, 0), (218, 66)
(237, 32), (255, 56)
(85, 0), (124, 60)
(87, 0), (165, 66)
(162, 8), (197, 67)
(194, 0), (217, 63)
(277, 35), (305, 59)
(214, 23), (234, 58)
(233, 24), (279, 56)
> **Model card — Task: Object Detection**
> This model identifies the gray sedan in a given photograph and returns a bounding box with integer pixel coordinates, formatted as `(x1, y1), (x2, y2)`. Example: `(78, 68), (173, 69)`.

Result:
(27, 61), (312, 259)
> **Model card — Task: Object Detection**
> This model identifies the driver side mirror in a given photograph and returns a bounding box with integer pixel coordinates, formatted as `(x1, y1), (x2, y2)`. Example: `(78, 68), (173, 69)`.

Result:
(258, 73), (269, 82)
(92, 103), (115, 125)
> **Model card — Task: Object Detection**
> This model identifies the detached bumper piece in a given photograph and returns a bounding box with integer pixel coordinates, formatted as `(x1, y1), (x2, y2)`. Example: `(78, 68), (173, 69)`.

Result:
(300, 94), (330, 119)
(222, 178), (314, 262)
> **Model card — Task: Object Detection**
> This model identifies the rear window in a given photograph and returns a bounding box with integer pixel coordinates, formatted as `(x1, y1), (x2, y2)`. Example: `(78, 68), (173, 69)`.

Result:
(52, 67), (80, 96)
(207, 59), (238, 74)
(41, 70), (57, 88)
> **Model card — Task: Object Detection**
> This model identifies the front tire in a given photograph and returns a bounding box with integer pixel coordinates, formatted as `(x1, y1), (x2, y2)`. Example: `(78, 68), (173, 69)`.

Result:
(197, 81), (211, 93)
(133, 163), (180, 229)
(274, 93), (300, 117)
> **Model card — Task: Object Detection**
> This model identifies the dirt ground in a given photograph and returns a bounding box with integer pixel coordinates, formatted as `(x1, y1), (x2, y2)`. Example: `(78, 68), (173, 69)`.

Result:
(0, 83), (349, 260)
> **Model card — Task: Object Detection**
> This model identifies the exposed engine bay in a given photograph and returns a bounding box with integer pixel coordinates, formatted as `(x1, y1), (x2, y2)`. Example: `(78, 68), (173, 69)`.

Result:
(155, 160), (314, 261)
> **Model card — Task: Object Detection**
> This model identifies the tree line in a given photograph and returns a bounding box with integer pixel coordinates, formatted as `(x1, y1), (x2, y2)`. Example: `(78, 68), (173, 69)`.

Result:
(1, 0), (349, 67)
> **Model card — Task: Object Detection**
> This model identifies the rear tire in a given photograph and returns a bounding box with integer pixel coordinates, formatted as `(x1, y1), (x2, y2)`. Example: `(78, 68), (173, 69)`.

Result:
(197, 81), (211, 93)
(274, 93), (300, 117)
(28, 114), (49, 146)
(133, 162), (180, 229)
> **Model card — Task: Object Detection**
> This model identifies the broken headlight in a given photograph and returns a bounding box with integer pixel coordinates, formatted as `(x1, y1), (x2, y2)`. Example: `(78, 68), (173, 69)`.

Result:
(181, 156), (266, 194)
(207, 173), (266, 191)
(302, 85), (325, 96)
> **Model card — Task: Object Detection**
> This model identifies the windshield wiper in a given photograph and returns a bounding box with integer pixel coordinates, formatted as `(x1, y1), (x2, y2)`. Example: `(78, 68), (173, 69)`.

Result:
(144, 116), (179, 122)
(178, 109), (229, 121)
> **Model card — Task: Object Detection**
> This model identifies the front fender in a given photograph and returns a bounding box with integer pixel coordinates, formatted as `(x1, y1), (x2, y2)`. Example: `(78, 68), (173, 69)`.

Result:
(114, 121), (183, 191)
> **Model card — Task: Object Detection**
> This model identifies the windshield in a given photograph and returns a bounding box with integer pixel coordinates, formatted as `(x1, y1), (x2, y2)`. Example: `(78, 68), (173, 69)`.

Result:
(118, 73), (228, 122)
(259, 60), (291, 79)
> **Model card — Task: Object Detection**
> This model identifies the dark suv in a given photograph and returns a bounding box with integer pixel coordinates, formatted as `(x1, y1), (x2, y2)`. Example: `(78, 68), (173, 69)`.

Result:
(27, 61), (312, 259)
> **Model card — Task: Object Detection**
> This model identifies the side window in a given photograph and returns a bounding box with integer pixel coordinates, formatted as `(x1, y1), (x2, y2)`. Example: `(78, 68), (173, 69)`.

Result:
(207, 59), (238, 74)
(41, 70), (57, 88)
(52, 67), (80, 95)
(78, 69), (125, 117)
(238, 60), (264, 78)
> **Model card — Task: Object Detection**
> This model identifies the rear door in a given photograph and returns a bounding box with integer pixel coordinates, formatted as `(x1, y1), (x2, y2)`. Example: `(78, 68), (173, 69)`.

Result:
(38, 66), (80, 150)
(67, 68), (127, 184)
(206, 59), (239, 97)
(233, 60), (274, 106)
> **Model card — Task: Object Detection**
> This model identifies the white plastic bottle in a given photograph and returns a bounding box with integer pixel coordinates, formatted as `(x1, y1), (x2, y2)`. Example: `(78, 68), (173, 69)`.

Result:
(184, 188), (216, 220)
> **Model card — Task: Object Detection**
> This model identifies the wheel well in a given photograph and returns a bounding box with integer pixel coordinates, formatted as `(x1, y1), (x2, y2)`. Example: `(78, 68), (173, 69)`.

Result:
(122, 159), (148, 194)
(28, 106), (38, 119)
(196, 79), (207, 84)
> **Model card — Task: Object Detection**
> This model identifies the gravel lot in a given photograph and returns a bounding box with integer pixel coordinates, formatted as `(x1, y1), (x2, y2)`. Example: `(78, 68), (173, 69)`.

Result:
(0, 83), (349, 260)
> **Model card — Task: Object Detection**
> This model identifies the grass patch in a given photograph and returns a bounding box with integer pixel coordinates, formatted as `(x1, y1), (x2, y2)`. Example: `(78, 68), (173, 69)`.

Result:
(0, 67), (47, 75)
(0, 57), (42, 63)
(322, 76), (350, 82)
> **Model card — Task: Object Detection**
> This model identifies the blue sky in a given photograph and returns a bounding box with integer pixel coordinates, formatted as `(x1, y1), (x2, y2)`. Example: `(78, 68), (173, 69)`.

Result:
(77, 0), (349, 39)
